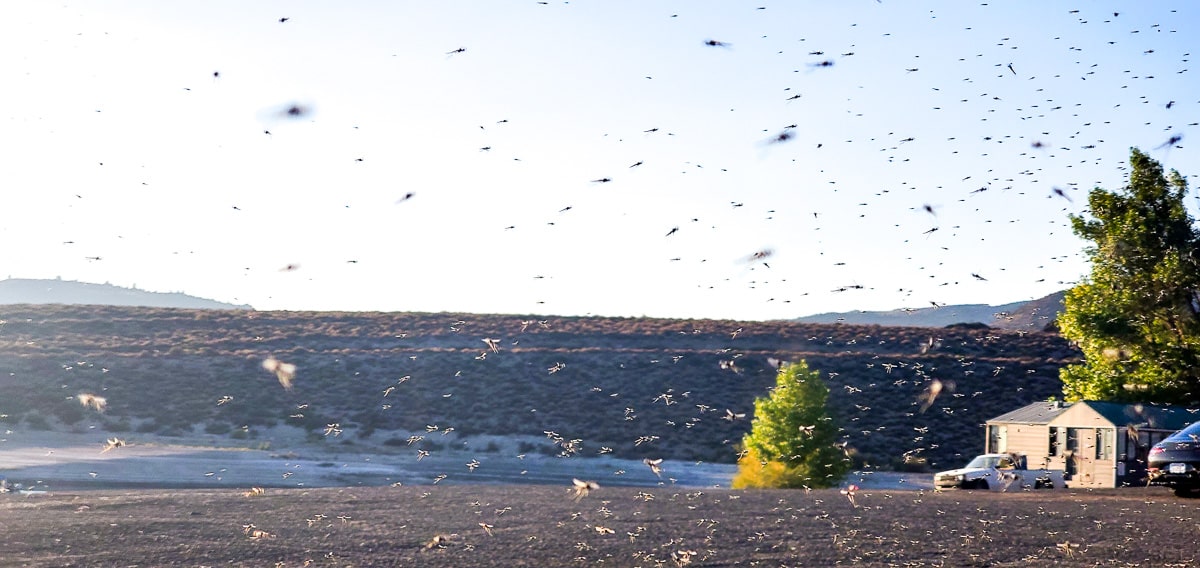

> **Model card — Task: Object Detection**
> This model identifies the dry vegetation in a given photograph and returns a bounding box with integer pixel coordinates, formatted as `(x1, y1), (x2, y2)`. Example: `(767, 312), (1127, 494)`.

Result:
(0, 304), (1078, 472)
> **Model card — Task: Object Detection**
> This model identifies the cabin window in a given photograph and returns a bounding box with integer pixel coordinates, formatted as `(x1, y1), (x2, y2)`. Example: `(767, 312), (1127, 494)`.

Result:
(1095, 428), (1114, 460)
(1049, 427), (1063, 456)
(1066, 428), (1080, 455)
(988, 425), (1007, 453)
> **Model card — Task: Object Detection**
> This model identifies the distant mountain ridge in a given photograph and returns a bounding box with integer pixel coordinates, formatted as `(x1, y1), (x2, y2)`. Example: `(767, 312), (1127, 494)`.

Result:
(0, 277), (1066, 327)
(0, 278), (251, 310)
(794, 290), (1066, 330)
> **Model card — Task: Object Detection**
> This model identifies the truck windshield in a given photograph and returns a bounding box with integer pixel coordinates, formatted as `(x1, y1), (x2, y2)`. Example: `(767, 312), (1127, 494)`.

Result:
(965, 455), (1001, 469)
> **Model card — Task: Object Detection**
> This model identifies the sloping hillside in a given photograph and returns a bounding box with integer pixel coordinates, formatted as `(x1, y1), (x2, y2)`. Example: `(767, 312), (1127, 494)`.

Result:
(0, 305), (1080, 471)
(0, 278), (251, 310)
(794, 291), (1064, 330)
(995, 290), (1066, 331)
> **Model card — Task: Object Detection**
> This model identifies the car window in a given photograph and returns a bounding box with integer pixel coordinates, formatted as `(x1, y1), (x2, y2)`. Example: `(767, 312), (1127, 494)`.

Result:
(1164, 422), (1200, 442)
(966, 455), (1000, 469)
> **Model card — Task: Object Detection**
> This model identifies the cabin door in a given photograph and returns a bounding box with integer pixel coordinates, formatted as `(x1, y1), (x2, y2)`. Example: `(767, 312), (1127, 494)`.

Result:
(1064, 428), (1080, 479)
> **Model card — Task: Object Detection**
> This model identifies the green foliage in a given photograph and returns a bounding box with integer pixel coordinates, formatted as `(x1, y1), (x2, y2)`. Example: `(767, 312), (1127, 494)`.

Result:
(53, 400), (86, 425)
(945, 322), (990, 330)
(104, 417), (132, 432)
(517, 441), (541, 455)
(204, 421), (233, 435)
(23, 410), (51, 431)
(733, 360), (850, 488)
(1059, 148), (1200, 403)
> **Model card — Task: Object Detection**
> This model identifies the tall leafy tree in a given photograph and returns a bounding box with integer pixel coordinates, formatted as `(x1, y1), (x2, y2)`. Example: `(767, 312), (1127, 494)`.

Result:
(1059, 148), (1200, 403)
(733, 360), (850, 489)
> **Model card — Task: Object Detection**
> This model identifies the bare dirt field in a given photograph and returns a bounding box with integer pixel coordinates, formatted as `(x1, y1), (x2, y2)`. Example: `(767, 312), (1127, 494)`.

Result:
(0, 429), (743, 491)
(3, 484), (1199, 567)
(3, 430), (1196, 567)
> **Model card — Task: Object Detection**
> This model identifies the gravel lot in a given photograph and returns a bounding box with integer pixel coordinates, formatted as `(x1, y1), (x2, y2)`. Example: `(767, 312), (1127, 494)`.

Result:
(3, 484), (1198, 567)
(16, 431), (1192, 567)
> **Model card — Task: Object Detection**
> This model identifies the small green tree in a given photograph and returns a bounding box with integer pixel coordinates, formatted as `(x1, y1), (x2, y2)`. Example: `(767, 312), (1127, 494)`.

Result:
(1059, 148), (1200, 403)
(733, 360), (850, 489)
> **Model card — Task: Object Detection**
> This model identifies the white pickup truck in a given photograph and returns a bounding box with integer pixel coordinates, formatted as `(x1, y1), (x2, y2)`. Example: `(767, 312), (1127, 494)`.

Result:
(934, 453), (1066, 491)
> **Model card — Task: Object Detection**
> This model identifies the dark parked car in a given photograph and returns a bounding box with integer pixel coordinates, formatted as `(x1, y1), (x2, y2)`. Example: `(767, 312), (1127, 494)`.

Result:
(1148, 421), (1200, 497)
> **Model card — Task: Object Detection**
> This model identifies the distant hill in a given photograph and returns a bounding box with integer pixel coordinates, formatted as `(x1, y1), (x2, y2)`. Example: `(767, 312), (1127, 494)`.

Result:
(994, 290), (1066, 331)
(0, 304), (1080, 471)
(794, 291), (1066, 330)
(0, 278), (251, 310)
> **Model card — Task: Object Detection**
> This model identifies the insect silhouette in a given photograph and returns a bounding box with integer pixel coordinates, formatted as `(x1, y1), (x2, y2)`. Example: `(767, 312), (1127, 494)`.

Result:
(767, 130), (794, 144)
(261, 102), (315, 122)
(76, 393), (107, 413)
(745, 249), (773, 262)
(482, 338), (501, 353)
(1156, 134), (1183, 149)
(262, 357), (297, 391)
(643, 458), (664, 478)
(840, 484), (859, 507)
(571, 478), (600, 501)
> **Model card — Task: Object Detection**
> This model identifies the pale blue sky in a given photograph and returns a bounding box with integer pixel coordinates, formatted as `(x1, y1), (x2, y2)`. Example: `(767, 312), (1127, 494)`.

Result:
(2, 1), (1196, 320)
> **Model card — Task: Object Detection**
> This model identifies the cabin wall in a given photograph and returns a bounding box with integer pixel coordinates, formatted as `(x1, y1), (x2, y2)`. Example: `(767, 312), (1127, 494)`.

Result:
(1064, 426), (1116, 488)
(1047, 405), (1117, 488)
(984, 423), (1052, 467)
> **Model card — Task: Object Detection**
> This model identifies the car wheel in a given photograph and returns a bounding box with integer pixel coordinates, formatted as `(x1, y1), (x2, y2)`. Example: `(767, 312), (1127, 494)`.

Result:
(1173, 487), (1200, 498)
(971, 479), (988, 490)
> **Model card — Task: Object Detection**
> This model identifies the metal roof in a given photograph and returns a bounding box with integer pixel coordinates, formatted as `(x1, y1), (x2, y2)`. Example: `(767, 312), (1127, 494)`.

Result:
(1068, 400), (1197, 431)
(988, 401), (1073, 424)
(987, 400), (1200, 432)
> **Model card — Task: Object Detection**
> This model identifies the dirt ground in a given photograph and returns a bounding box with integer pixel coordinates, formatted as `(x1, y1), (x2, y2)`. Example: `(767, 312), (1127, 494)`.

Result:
(0, 429), (743, 491)
(3, 430), (1195, 567)
(2, 484), (1198, 567)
